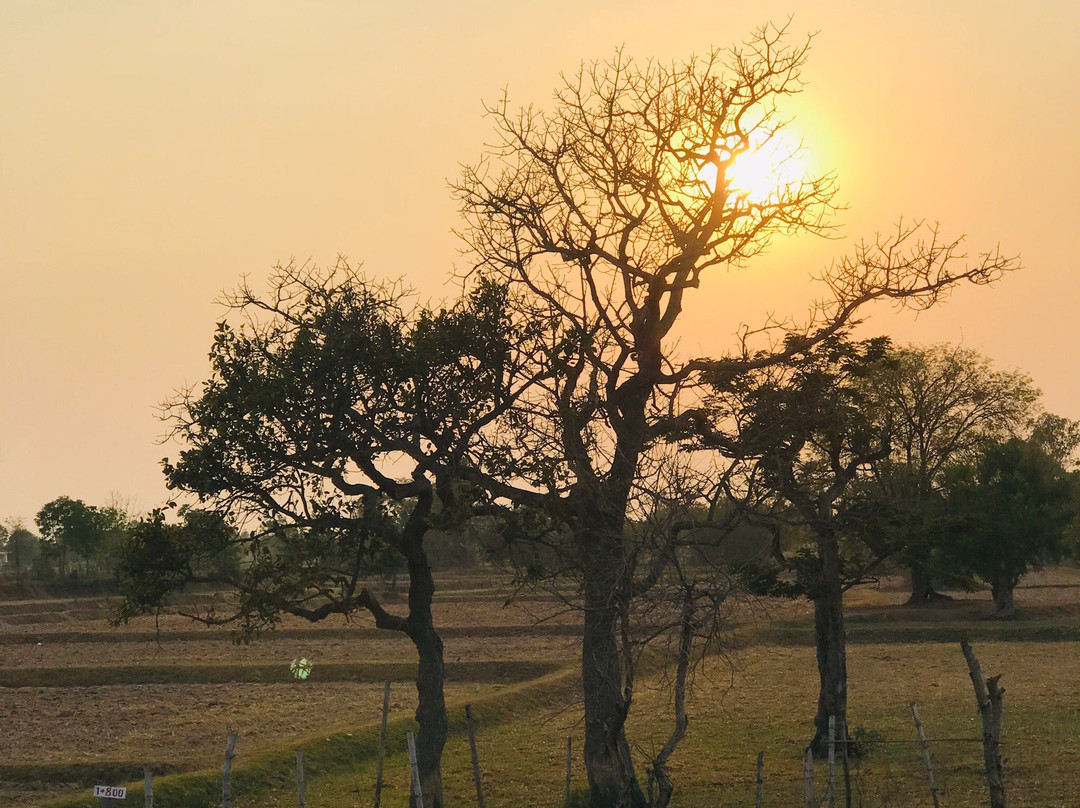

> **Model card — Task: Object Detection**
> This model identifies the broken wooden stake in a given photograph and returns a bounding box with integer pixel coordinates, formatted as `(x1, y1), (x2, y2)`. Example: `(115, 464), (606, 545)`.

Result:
(961, 639), (1006, 808)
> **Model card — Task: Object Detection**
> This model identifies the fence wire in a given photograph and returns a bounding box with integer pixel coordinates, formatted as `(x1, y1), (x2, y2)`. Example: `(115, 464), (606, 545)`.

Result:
(699, 736), (1080, 808)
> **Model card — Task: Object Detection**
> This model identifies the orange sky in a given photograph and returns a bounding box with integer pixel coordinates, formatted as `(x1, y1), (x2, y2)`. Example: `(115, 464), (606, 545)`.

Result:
(2, 1), (1078, 523)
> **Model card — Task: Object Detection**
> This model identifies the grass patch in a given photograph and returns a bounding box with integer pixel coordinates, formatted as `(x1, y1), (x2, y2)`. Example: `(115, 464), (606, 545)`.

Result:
(756, 617), (1080, 645)
(1, 660), (560, 688)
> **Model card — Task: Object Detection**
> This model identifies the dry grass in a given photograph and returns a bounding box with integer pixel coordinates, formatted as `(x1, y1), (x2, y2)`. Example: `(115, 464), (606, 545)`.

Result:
(6, 567), (1080, 807)
(1, 681), (432, 767)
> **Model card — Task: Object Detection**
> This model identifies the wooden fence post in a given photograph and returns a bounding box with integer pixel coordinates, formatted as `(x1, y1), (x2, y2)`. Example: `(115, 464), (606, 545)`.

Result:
(222, 731), (238, 808)
(910, 702), (941, 808)
(803, 747), (814, 808)
(754, 751), (764, 808)
(374, 681), (391, 808)
(827, 716), (836, 808)
(841, 723), (852, 808)
(565, 737), (573, 808)
(961, 639), (1007, 808)
(144, 765), (152, 808)
(407, 730), (425, 808)
(296, 748), (306, 808)
(465, 704), (485, 808)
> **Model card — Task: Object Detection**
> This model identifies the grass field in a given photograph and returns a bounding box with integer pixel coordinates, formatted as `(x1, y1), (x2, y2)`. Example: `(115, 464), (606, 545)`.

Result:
(3, 570), (1080, 807)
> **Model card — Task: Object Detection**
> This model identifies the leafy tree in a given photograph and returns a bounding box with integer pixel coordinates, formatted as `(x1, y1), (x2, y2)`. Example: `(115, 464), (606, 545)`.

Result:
(866, 345), (1038, 603)
(945, 435), (1077, 616)
(35, 497), (105, 577)
(4, 525), (41, 578)
(115, 507), (238, 618)
(1029, 412), (1080, 468)
(453, 26), (1015, 805)
(118, 263), (535, 808)
(692, 336), (894, 755)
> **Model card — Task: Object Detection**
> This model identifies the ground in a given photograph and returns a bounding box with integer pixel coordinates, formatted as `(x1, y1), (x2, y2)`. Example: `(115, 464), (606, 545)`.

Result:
(2, 569), (1080, 807)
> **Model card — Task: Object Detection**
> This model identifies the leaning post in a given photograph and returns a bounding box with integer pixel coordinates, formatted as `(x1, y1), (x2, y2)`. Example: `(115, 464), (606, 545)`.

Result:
(961, 639), (1007, 808)
(407, 730), (425, 808)
(910, 701), (941, 808)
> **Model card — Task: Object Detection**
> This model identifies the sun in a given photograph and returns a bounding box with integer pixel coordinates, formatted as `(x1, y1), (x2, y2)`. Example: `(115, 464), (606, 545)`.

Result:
(696, 128), (810, 204)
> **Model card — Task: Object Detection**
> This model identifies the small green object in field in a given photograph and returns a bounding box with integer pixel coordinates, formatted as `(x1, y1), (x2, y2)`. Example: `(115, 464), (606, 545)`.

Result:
(290, 657), (312, 681)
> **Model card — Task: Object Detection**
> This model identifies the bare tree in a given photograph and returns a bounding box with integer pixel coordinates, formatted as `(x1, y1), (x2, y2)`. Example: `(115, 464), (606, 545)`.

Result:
(453, 24), (1016, 807)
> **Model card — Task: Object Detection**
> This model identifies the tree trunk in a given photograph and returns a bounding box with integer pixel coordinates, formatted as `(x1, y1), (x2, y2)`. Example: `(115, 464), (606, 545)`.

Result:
(811, 533), (852, 758)
(990, 577), (1016, 618)
(405, 537), (447, 808)
(581, 537), (646, 808)
(905, 563), (950, 605)
(357, 495), (447, 808)
(411, 620), (446, 808)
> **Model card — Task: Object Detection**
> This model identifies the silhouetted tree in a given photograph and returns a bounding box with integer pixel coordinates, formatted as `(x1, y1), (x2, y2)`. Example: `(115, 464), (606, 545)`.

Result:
(118, 263), (536, 808)
(691, 336), (894, 756)
(453, 25), (1017, 805)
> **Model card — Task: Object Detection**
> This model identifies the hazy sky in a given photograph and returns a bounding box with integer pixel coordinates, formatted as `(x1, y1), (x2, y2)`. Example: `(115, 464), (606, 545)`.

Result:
(2, 1), (1078, 523)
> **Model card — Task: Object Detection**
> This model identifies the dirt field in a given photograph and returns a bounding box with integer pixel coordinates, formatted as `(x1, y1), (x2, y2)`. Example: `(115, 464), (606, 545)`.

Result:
(4, 568), (1080, 807)
(0, 576), (578, 807)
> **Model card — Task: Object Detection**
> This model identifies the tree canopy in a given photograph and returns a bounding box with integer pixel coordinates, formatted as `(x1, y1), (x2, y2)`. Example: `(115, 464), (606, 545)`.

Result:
(862, 344), (1039, 602)
(945, 434), (1078, 616)
(119, 262), (540, 808)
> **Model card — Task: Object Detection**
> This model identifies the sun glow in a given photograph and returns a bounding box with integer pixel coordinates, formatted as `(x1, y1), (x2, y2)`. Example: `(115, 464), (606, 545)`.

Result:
(697, 129), (810, 204)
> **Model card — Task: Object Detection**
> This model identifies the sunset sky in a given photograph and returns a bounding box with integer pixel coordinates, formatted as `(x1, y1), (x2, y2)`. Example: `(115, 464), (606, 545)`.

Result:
(2, 0), (1078, 523)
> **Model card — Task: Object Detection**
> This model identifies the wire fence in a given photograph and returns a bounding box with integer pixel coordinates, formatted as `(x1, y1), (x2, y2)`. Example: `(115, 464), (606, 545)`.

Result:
(697, 733), (1080, 808)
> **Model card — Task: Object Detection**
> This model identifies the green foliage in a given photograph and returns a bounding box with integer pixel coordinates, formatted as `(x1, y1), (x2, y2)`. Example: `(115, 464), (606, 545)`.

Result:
(35, 497), (108, 577)
(3, 526), (40, 576)
(117, 262), (531, 639)
(861, 344), (1041, 600)
(113, 509), (227, 623)
(850, 725), (886, 757)
(944, 437), (1077, 609)
(1029, 412), (1080, 468)
(699, 335), (897, 595)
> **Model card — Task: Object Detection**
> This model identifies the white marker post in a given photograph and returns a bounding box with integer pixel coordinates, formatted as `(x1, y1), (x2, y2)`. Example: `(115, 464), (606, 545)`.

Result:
(94, 785), (127, 807)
